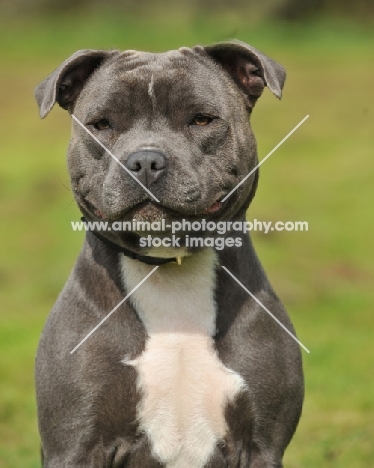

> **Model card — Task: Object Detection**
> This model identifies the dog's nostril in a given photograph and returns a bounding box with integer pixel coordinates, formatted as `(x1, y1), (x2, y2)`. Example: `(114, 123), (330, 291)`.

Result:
(135, 162), (142, 171)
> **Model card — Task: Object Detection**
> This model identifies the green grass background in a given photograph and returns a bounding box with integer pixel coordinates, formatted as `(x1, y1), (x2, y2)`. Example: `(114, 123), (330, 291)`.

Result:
(0, 5), (373, 467)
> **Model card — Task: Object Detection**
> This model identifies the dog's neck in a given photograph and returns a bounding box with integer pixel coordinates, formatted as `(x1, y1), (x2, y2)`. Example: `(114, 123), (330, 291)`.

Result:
(120, 248), (218, 335)
(84, 218), (185, 266)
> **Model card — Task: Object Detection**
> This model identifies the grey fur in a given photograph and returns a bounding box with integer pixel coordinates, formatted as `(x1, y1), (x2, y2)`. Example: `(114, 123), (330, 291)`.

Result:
(35, 41), (303, 467)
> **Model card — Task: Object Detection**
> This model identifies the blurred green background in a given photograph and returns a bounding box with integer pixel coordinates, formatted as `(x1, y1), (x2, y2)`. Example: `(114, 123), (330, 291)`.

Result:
(0, 0), (373, 467)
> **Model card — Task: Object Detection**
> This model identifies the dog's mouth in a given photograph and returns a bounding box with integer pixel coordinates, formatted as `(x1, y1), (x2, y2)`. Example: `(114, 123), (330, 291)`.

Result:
(129, 198), (225, 223)
(77, 195), (232, 256)
(80, 196), (226, 223)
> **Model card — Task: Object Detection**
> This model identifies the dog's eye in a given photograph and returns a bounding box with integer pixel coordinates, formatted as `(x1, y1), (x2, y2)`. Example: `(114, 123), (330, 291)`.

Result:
(190, 114), (213, 126)
(93, 119), (111, 130)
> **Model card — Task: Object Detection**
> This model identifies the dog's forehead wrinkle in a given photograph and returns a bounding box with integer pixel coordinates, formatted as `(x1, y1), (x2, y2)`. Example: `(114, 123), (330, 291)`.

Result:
(88, 52), (232, 116)
(113, 49), (190, 74)
(108, 49), (224, 92)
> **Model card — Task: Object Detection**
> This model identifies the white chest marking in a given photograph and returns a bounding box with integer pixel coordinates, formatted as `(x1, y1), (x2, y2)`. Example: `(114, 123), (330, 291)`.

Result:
(120, 249), (245, 468)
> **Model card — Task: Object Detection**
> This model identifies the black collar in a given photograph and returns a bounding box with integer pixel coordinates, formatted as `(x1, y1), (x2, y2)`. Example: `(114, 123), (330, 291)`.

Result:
(82, 217), (177, 266)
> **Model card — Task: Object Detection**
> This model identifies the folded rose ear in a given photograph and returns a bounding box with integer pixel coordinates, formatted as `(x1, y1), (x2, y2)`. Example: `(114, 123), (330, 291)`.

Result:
(202, 40), (286, 106)
(34, 49), (119, 118)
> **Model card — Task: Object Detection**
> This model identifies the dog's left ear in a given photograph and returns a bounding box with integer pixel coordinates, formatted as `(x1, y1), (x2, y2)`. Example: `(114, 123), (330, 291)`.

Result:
(202, 40), (286, 106)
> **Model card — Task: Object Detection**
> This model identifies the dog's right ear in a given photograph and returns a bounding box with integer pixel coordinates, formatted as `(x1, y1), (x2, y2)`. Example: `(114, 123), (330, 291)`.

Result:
(35, 49), (119, 118)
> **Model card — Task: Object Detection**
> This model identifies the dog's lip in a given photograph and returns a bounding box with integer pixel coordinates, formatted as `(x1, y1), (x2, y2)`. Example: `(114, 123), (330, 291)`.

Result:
(78, 198), (106, 220)
(79, 195), (227, 221)
(129, 197), (226, 218)
(205, 199), (223, 214)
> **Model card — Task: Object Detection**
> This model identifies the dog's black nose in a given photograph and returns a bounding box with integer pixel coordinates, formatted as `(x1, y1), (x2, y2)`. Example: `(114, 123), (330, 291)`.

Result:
(126, 150), (167, 188)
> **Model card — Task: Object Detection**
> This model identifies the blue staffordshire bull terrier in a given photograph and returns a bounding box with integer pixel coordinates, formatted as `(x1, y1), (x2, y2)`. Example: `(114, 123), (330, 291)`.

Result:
(34, 41), (304, 467)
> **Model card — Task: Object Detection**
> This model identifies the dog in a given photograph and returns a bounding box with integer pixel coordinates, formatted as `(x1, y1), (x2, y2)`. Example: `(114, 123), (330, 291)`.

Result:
(34, 41), (304, 467)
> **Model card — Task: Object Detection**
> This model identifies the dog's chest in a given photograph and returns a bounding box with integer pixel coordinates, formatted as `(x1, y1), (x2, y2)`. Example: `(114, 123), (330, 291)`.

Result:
(120, 249), (245, 468)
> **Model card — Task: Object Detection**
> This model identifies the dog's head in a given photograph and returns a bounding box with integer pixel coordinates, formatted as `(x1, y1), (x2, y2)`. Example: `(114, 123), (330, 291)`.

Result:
(35, 41), (285, 254)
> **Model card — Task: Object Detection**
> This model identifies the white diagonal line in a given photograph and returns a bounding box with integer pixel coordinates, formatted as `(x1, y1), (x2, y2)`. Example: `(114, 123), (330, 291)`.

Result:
(222, 266), (310, 353)
(221, 115), (309, 203)
(70, 266), (159, 354)
(72, 115), (160, 203)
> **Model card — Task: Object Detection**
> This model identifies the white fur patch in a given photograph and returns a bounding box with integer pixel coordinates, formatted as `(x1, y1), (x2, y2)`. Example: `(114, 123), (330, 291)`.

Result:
(120, 249), (245, 468)
(148, 74), (157, 110)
